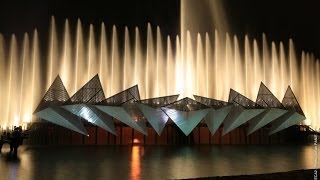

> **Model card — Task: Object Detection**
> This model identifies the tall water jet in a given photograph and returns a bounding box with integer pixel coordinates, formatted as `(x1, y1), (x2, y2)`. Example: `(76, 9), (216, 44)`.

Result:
(185, 31), (194, 98)
(166, 36), (173, 95)
(74, 19), (85, 94)
(214, 30), (221, 99)
(29, 30), (40, 123)
(48, 16), (58, 89)
(87, 24), (97, 82)
(244, 36), (253, 99)
(181, 0), (228, 36)
(61, 19), (73, 92)
(205, 33), (212, 97)
(253, 39), (262, 96)
(175, 35), (182, 96)
(111, 25), (121, 95)
(146, 23), (155, 98)
(196, 33), (205, 96)
(134, 27), (145, 98)
(270, 42), (278, 96)
(0, 34), (6, 127)
(279, 42), (288, 98)
(19, 33), (29, 123)
(5, 35), (18, 127)
(233, 35), (244, 95)
(289, 39), (298, 93)
(225, 33), (232, 97)
(99, 23), (108, 96)
(156, 26), (165, 96)
(302, 52), (310, 125)
(262, 33), (270, 85)
(123, 26), (132, 90)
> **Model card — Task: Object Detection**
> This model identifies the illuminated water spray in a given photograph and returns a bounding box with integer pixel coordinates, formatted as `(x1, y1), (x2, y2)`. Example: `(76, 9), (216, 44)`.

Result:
(0, 1), (319, 130)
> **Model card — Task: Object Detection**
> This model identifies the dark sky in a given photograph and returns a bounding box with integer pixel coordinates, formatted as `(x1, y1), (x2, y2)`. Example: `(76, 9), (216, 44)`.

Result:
(0, 0), (320, 56)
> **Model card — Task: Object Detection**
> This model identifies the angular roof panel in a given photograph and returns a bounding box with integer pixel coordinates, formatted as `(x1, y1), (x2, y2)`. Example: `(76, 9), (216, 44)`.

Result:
(34, 75), (69, 113)
(95, 105), (147, 135)
(99, 85), (140, 106)
(247, 108), (287, 135)
(138, 95), (179, 108)
(122, 102), (144, 119)
(228, 89), (261, 108)
(34, 106), (88, 135)
(204, 105), (233, 135)
(255, 82), (285, 109)
(137, 103), (169, 135)
(269, 111), (306, 135)
(194, 95), (230, 109)
(164, 97), (209, 112)
(162, 107), (210, 136)
(135, 95), (179, 136)
(63, 104), (117, 135)
(223, 107), (265, 135)
(282, 86), (305, 116)
(65, 74), (105, 104)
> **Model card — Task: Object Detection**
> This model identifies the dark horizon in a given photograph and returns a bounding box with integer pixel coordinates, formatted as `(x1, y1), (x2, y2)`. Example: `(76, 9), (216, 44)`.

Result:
(0, 0), (319, 57)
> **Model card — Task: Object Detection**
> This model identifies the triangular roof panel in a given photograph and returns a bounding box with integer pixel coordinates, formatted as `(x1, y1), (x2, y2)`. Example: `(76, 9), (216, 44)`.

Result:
(122, 102), (144, 120)
(137, 103), (169, 135)
(164, 97), (209, 112)
(95, 105), (147, 135)
(138, 95), (179, 108)
(194, 95), (230, 109)
(247, 108), (288, 135)
(162, 107), (210, 136)
(63, 104), (117, 135)
(282, 86), (305, 116)
(256, 82), (285, 109)
(228, 89), (261, 108)
(35, 106), (88, 135)
(34, 75), (69, 113)
(204, 105), (233, 135)
(99, 85), (140, 106)
(269, 111), (306, 135)
(65, 74), (105, 104)
(223, 107), (265, 135)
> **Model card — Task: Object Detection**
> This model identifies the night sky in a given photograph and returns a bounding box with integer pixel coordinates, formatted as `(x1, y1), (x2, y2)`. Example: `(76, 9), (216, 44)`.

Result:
(0, 0), (320, 56)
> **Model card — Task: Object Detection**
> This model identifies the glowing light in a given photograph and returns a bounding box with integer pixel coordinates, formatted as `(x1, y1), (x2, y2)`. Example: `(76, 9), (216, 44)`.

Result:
(130, 146), (142, 180)
(23, 114), (31, 123)
(22, 123), (28, 130)
(133, 117), (139, 122)
(133, 138), (140, 144)
(0, 2), (320, 130)
(14, 114), (20, 126)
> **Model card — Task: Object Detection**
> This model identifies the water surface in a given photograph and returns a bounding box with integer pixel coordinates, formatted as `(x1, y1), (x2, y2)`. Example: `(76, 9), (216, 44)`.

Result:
(0, 144), (318, 179)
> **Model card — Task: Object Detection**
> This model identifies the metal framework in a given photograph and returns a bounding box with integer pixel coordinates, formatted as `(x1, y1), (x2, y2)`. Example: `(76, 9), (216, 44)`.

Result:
(136, 95), (179, 135)
(34, 75), (306, 137)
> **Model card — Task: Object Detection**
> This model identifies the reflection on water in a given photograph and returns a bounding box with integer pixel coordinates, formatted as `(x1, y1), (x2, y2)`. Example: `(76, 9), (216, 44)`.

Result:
(0, 145), (319, 180)
(131, 145), (144, 180)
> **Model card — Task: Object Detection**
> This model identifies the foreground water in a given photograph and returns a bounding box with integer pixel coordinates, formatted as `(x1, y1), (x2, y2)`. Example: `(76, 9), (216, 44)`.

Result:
(0, 145), (318, 179)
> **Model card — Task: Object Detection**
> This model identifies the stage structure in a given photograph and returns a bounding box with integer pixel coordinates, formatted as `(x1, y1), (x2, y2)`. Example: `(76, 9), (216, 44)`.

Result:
(34, 74), (306, 137)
